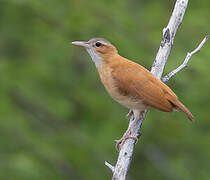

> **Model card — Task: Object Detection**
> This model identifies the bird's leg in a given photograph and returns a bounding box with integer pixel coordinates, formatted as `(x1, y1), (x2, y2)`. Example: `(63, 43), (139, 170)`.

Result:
(115, 128), (138, 151)
(115, 110), (142, 151)
(126, 109), (133, 119)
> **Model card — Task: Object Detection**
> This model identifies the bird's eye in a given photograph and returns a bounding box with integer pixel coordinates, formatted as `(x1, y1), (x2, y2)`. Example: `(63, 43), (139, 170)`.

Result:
(95, 42), (102, 47)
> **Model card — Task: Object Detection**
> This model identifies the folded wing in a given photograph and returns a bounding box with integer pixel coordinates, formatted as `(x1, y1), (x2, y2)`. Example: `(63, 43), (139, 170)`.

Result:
(111, 59), (194, 120)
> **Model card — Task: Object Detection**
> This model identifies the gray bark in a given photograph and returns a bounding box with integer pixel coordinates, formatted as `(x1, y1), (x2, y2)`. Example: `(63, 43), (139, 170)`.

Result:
(105, 1), (208, 179)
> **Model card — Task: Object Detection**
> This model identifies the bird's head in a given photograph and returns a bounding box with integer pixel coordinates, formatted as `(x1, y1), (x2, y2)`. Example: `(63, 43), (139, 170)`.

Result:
(72, 38), (118, 67)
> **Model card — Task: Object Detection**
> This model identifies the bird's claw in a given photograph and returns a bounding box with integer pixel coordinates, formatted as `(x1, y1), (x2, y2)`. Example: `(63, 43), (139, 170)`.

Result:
(115, 134), (138, 151)
(126, 110), (133, 119)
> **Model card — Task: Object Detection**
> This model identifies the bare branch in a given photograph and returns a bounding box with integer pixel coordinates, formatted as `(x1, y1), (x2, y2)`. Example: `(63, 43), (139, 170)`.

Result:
(108, 0), (190, 180)
(162, 35), (209, 82)
(112, 111), (146, 180)
(105, 161), (115, 173)
(151, 0), (189, 78)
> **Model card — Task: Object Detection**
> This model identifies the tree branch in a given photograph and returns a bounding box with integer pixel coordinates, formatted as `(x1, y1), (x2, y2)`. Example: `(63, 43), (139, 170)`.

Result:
(109, 111), (147, 180)
(105, 161), (115, 173)
(161, 35), (209, 82)
(106, 0), (207, 179)
(106, 0), (190, 179)
(151, 0), (189, 78)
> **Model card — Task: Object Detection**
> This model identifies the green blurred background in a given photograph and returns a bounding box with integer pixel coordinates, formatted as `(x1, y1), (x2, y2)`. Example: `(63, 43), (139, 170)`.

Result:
(0, 0), (210, 179)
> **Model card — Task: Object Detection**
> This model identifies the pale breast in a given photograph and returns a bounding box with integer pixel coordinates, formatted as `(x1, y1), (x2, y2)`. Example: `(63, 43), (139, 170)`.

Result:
(97, 65), (146, 110)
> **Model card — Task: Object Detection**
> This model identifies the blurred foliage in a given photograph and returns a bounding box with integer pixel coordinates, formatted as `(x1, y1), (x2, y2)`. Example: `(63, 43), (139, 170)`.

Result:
(0, 0), (210, 179)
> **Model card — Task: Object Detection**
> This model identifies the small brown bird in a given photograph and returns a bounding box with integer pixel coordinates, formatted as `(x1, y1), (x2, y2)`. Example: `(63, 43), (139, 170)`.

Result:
(72, 38), (194, 148)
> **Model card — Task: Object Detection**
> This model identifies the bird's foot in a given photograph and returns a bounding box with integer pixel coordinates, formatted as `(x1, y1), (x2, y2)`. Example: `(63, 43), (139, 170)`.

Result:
(126, 110), (133, 119)
(115, 129), (138, 151)
(116, 110), (143, 151)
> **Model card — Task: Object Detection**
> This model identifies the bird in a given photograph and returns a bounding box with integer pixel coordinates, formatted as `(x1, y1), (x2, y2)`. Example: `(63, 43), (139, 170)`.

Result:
(72, 37), (194, 150)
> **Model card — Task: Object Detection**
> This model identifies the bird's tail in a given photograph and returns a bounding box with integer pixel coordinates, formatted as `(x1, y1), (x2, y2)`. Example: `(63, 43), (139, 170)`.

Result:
(172, 99), (194, 121)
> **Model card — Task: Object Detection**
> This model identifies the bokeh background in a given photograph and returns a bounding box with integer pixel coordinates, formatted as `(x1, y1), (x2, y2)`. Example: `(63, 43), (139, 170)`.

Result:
(0, 0), (210, 179)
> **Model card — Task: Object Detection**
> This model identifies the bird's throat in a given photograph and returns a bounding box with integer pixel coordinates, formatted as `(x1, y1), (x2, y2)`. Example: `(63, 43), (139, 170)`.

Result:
(86, 48), (102, 67)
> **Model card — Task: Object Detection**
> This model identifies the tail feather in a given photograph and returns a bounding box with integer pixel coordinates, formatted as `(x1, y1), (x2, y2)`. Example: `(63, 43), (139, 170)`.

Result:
(172, 100), (194, 121)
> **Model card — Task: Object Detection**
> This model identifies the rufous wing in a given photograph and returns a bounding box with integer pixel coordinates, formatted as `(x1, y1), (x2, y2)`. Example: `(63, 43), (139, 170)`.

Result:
(111, 58), (194, 121)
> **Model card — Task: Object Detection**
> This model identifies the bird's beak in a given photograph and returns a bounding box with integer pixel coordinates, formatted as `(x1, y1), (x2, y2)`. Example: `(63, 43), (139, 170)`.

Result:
(71, 41), (89, 48)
